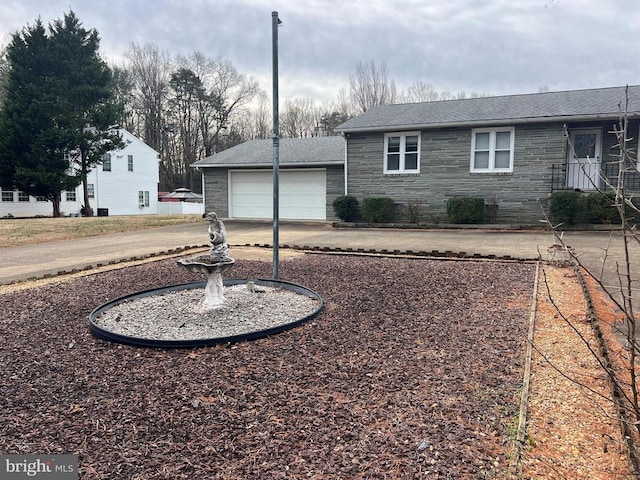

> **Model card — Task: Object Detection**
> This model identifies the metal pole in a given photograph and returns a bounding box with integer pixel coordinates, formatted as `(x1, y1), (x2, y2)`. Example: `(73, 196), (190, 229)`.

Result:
(272, 11), (280, 280)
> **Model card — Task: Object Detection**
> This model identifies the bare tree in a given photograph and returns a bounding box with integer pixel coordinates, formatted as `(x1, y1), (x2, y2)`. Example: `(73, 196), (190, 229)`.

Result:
(348, 60), (397, 113)
(168, 67), (204, 190)
(110, 62), (137, 133)
(402, 81), (440, 103)
(280, 98), (320, 138)
(234, 91), (271, 140)
(540, 87), (640, 470)
(203, 58), (260, 156)
(398, 81), (489, 104)
(124, 43), (172, 153)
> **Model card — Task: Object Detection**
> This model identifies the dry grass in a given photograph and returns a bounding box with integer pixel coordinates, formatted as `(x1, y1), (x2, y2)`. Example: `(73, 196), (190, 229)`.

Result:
(0, 214), (202, 248)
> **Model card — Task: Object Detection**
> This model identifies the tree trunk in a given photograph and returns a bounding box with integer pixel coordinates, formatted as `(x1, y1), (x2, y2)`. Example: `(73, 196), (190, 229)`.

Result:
(80, 149), (94, 216)
(52, 194), (61, 218)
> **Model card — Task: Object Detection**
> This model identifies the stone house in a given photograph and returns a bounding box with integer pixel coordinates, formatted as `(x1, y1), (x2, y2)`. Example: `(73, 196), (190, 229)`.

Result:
(335, 85), (640, 223)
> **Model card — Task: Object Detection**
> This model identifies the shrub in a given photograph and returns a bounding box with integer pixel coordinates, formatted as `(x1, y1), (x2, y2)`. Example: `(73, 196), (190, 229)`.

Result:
(332, 195), (360, 222)
(446, 197), (485, 224)
(586, 191), (640, 224)
(548, 190), (584, 225)
(406, 200), (422, 224)
(585, 192), (620, 224)
(362, 197), (395, 223)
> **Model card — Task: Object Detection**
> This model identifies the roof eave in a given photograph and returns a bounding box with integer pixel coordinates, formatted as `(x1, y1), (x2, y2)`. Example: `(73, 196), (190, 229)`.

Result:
(191, 160), (344, 169)
(335, 113), (635, 133)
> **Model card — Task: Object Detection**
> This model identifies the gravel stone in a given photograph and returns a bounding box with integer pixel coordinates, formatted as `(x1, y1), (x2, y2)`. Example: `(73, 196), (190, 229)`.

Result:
(94, 285), (320, 340)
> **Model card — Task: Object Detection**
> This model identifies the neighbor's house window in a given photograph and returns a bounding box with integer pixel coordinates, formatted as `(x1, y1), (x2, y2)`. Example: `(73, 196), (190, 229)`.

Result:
(1, 189), (14, 202)
(384, 132), (420, 174)
(65, 191), (76, 201)
(470, 127), (515, 173)
(36, 196), (47, 202)
(88, 184), (95, 199)
(138, 190), (150, 207)
(128, 154), (134, 172)
(18, 191), (30, 202)
(102, 153), (112, 172)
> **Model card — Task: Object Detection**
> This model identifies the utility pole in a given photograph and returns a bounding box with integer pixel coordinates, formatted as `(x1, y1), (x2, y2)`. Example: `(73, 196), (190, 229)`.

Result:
(272, 11), (281, 280)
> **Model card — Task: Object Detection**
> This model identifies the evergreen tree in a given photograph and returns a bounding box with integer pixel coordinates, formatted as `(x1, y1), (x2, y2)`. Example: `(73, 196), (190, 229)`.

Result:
(0, 11), (123, 217)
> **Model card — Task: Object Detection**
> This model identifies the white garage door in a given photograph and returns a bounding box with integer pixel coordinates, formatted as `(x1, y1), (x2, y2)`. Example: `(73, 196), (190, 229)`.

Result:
(229, 169), (326, 220)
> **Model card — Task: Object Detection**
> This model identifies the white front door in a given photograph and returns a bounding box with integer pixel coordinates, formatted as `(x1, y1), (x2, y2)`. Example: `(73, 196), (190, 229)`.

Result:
(567, 129), (601, 189)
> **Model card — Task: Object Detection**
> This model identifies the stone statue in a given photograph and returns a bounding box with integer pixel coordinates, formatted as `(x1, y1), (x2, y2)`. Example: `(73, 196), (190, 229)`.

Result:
(207, 212), (230, 260)
(177, 212), (235, 309)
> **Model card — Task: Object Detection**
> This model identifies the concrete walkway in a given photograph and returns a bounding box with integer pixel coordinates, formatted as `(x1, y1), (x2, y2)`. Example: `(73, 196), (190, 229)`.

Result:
(0, 220), (638, 303)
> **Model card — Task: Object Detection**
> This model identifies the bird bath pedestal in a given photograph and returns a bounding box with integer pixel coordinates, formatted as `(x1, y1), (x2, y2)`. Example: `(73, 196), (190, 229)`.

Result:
(177, 255), (236, 309)
(88, 211), (324, 348)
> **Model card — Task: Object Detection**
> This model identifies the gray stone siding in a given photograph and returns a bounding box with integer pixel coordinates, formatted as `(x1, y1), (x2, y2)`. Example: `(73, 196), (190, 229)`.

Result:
(203, 168), (229, 217)
(345, 123), (568, 224)
(325, 165), (345, 221)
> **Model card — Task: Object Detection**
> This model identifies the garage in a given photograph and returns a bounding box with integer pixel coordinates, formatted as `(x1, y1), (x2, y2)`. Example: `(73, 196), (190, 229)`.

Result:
(229, 169), (326, 220)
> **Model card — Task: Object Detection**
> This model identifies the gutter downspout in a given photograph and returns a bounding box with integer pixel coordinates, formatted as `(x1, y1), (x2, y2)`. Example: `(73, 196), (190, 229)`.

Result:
(342, 133), (348, 195)
(195, 166), (205, 215)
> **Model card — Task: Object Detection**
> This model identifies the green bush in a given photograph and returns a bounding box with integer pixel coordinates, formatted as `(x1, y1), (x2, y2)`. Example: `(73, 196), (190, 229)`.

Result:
(446, 197), (485, 224)
(548, 190), (584, 225)
(584, 192), (620, 224)
(332, 195), (360, 222)
(585, 191), (640, 224)
(362, 197), (395, 223)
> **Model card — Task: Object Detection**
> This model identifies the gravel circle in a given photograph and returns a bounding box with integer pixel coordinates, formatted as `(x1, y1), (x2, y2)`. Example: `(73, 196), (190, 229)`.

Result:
(93, 284), (321, 341)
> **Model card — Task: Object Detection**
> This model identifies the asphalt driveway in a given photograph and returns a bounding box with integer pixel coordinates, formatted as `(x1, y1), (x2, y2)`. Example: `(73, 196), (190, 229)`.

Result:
(0, 220), (637, 304)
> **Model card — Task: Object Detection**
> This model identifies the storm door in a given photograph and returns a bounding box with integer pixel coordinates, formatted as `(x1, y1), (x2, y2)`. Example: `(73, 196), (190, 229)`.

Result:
(567, 129), (601, 189)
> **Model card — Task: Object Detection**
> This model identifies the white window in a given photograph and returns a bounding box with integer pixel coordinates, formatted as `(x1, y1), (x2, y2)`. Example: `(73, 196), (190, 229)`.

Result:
(470, 127), (515, 173)
(18, 191), (30, 202)
(138, 190), (150, 207)
(88, 184), (95, 199)
(128, 155), (134, 172)
(65, 191), (76, 201)
(1, 190), (14, 202)
(384, 132), (420, 174)
(102, 153), (112, 172)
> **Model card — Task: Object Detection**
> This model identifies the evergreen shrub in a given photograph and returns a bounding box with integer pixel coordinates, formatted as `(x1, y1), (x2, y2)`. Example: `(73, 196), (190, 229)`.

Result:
(548, 190), (584, 225)
(362, 197), (395, 223)
(446, 197), (485, 224)
(332, 195), (360, 222)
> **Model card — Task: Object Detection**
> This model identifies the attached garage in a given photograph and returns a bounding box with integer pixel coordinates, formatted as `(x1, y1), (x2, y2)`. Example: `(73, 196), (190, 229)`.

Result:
(193, 137), (345, 221)
(229, 169), (326, 220)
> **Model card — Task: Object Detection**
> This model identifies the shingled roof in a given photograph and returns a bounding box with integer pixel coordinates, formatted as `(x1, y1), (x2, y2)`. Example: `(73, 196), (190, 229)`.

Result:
(192, 136), (344, 168)
(335, 85), (640, 133)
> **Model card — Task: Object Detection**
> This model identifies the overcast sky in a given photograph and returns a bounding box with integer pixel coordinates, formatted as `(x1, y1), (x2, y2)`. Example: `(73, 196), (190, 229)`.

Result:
(1, 0), (639, 104)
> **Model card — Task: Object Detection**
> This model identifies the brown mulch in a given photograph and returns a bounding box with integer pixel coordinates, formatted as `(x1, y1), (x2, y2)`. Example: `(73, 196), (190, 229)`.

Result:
(0, 255), (535, 479)
(519, 266), (634, 479)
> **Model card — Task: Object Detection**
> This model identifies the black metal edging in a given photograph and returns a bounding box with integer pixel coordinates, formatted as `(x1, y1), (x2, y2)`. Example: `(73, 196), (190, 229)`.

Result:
(88, 278), (324, 349)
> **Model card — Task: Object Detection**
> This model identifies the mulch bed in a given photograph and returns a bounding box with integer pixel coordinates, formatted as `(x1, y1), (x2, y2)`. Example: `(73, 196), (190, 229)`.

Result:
(0, 254), (535, 479)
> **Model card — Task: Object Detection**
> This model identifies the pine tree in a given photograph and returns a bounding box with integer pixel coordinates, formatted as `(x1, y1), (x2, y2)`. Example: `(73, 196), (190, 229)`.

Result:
(0, 11), (124, 217)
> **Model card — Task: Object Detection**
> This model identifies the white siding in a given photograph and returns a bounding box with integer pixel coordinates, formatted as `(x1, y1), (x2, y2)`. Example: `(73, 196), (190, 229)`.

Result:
(86, 130), (159, 216)
(0, 129), (159, 217)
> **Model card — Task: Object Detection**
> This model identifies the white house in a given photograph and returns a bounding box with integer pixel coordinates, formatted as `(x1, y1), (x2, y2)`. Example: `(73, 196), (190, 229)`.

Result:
(0, 129), (160, 217)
